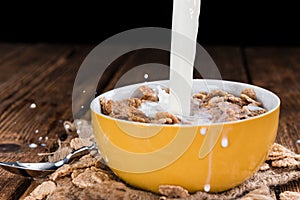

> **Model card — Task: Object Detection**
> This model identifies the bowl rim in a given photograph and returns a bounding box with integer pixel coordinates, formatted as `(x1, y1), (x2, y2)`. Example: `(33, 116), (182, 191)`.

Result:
(91, 79), (280, 127)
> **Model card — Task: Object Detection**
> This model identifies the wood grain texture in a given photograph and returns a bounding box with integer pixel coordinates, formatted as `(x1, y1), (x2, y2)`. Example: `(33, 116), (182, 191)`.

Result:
(0, 44), (299, 199)
(97, 46), (247, 94)
(97, 48), (170, 94)
(245, 47), (300, 152)
(245, 46), (300, 193)
(0, 44), (92, 200)
(205, 46), (248, 82)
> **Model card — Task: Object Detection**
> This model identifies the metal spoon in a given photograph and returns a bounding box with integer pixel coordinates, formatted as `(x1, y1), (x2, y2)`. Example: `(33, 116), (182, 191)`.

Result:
(0, 143), (97, 178)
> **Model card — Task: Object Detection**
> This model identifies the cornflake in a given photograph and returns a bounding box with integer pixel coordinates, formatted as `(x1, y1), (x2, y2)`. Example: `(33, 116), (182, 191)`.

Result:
(100, 86), (266, 124)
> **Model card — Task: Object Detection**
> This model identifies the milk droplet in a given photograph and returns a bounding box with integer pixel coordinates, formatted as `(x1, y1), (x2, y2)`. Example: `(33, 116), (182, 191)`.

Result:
(29, 103), (37, 109)
(76, 130), (81, 134)
(29, 143), (38, 148)
(221, 137), (229, 148)
(200, 127), (207, 135)
(189, 8), (194, 19)
(82, 90), (86, 94)
(144, 73), (149, 79)
(41, 143), (46, 147)
(65, 124), (71, 130)
(35, 130), (39, 134)
(296, 139), (300, 144)
(204, 184), (210, 192)
(45, 136), (48, 141)
(81, 105), (84, 109)
(38, 136), (43, 141)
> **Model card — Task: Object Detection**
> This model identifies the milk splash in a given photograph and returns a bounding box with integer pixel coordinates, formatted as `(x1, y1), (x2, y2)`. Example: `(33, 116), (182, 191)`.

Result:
(169, 0), (201, 116)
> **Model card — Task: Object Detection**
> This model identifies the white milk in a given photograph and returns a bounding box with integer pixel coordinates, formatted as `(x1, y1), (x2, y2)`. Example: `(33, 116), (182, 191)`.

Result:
(169, 0), (201, 116)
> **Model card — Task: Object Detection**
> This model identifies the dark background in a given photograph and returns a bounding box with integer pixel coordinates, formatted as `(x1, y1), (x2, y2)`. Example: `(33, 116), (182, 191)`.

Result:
(0, 1), (299, 45)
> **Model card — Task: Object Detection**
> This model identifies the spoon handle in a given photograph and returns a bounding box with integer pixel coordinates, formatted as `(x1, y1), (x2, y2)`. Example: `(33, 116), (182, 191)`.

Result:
(67, 143), (97, 163)
(55, 143), (97, 167)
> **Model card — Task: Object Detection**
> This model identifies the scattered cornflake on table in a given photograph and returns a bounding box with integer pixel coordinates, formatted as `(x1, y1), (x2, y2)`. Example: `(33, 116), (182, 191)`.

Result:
(267, 143), (299, 160)
(240, 186), (276, 200)
(71, 154), (101, 169)
(259, 163), (270, 171)
(70, 137), (94, 150)
(50, 164), (72, 181)
(271, 157), (300, 168)
(159, 185), (190, 198)
(280, 191), (300, 200)
(266, 143), (300, 169)
(24, 181), (56, 200)
(72, 167), (110, 188)
(50, 154), (100, 181)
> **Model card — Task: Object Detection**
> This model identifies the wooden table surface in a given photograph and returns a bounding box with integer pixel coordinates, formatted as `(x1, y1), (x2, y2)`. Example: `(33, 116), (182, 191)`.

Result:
(0, 43), (299, 199)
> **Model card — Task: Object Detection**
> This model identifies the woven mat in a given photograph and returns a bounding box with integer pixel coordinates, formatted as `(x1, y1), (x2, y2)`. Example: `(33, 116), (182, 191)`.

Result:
(25, 120), (300, 200)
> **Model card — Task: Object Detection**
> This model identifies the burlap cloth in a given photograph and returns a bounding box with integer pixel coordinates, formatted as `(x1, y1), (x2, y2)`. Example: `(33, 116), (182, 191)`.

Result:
(25, 120), (300, 200)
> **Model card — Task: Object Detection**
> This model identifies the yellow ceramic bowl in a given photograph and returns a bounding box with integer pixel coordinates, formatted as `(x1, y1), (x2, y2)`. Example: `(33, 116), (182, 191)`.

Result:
(90, 79), (280, 193)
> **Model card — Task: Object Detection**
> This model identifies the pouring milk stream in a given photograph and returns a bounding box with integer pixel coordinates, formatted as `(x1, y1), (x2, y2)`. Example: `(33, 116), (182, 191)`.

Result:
(170, 0), (214, 192)
(169, 0), (201, 116)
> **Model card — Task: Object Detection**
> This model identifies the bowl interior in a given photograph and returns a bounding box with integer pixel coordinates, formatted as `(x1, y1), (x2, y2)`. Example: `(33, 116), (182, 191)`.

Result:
(91, 79), (280, 123)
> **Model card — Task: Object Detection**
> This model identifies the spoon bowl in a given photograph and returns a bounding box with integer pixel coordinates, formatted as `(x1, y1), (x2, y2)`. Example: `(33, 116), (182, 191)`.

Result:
(0, 143), (97, 178)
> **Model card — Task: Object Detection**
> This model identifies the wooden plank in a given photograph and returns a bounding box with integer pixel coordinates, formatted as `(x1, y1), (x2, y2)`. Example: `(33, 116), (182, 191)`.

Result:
(2, 44), (298, 199)
(205, 46), (248, 83)
(18, 45), (247, 199)
(98, 46), (247, 94)
(97, 48), (170, 93)
(245, 46), (300, 193)
(0, 43), (23, 61)
(0, 44), (93, 200)
(0, 43), (27, 84)
(244, 47), (300, 152)
(0, 44), (77, 85)
(18, 179), (44, 200)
